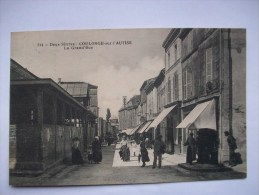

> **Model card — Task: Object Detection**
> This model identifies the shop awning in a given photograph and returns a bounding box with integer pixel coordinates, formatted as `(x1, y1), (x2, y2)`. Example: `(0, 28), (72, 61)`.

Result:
(121, 128), (134, 135)
(129, 124), (142, 135)
(137, 120), (153, 134)
(176, 99), (216, 130)
(147, 105), (177, 130)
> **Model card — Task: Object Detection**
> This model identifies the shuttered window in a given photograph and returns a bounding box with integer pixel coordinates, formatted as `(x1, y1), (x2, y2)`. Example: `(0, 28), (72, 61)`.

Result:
(183, 69), (192, 100)
(206, 47), (213, 82)
(167, 51), (170, 68)
(174, 73), (179, 101)
(174, 44), (178, 62)
(187, 70), (192, 98)
(167, 78), (171, 103)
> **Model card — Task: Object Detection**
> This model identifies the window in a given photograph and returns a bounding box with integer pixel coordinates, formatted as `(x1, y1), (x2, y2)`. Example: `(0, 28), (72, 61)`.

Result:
(173, 73), (179, 101)
(167, 51), (170, 68)
(205, 47), (213, 82)
(167, 78), (171, 103)
(183, 69), (193, 100)
(174, 44), (178, 62)
(187, 31), (193, 53)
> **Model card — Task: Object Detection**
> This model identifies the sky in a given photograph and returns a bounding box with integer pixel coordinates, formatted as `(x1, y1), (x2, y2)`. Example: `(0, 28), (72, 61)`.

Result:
(11, 28), (170, 118)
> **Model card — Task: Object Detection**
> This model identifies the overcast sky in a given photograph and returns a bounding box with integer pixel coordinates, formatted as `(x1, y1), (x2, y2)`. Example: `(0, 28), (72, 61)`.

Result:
(11, 28), (170, 118)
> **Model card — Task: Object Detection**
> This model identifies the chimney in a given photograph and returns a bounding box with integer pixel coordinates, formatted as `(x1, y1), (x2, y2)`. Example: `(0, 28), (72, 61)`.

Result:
(58, 78), (61, 83)
(123, 96), (127, 107)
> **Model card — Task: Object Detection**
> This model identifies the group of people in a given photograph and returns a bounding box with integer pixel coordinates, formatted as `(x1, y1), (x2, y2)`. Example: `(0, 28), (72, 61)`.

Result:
(184, 130), (238, 166)
(71, 136), (102, 165)
(119, 134), (165, 168)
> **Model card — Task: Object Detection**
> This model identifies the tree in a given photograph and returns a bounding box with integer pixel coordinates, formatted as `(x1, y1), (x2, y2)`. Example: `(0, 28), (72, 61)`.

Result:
(106, 108), (111, 123)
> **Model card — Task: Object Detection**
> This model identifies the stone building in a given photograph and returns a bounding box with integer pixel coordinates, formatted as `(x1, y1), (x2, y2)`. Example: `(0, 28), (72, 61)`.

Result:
(176, 29), (246, 164)
(58, 81), (98, 149)
(118, 95), (141, 131)
(160, 29), (183, 154)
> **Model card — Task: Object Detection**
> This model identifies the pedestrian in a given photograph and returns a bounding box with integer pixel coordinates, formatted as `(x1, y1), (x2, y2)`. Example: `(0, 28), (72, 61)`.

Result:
(120, 135), (130, 161)
(131, 140), (138, 156)
(72, 137), (83, 165)
(139, 137), (150, 167)
(152, 134), (165, 169)
(184, 132), (196, 165)
(92, 136), (102, 164)
(224, 130), (237, 166)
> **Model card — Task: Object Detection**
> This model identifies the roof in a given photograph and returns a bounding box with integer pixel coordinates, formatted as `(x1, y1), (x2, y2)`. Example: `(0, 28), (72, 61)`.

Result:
(118, 95), (141, 112)
(10, 59), (39, 80)
(154, 68), (165, 87)
(145, 79), (155, 94)
(162, 29), (181, 50)
(140, 77), (156, 91)
(58, 82), (97, 97)
(11, 79), (88, 111)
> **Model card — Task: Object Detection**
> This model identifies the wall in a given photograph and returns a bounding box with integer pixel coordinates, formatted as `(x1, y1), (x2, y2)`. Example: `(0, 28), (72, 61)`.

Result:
(10, 124), (42, 173)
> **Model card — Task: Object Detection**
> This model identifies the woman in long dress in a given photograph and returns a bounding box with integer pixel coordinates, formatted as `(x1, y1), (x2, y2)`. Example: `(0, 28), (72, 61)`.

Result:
(120, 135), (130, 161)
(72, 137), (83, 165)
(92, 136), (102, 164)
(140, 137), (149, 167)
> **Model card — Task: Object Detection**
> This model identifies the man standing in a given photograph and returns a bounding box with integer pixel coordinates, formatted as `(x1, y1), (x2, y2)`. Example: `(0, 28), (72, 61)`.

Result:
(152, 135), (165, 169)
(184, 132), (196, 165)
(224, 131), (237, 166)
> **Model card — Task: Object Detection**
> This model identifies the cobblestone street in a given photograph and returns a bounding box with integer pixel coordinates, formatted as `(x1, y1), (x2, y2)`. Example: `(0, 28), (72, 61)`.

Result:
(10, 145), (246, 186)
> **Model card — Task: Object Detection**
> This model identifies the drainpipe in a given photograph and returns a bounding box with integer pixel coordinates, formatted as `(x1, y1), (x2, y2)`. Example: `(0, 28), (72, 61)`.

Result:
(228, 29), (233, 134)
(219, 29), (223, 164)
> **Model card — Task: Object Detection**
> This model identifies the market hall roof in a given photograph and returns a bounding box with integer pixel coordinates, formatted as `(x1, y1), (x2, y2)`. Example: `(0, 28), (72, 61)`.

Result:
(11, 59), (39, 80)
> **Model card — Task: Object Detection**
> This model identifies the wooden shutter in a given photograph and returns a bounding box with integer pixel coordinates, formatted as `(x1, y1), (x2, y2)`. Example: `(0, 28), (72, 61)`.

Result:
(206, 48), (213, 82)
(187, 69), (192, 98)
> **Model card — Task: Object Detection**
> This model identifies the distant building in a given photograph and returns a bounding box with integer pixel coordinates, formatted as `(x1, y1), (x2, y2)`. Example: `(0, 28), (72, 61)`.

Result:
(58, 80), (98, 148)
(118, 95), (141, 131)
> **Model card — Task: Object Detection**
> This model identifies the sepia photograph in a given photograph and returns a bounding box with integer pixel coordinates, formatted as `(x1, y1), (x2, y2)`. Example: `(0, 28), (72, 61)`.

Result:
(9, 28), (247, 186)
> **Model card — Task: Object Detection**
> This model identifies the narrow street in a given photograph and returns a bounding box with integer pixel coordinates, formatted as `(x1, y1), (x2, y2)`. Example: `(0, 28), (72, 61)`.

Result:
(10, 145), (246, 186)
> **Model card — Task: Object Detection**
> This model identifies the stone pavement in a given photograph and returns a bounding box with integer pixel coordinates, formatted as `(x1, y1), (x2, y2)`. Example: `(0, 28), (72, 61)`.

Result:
(112, 144), (186, 167)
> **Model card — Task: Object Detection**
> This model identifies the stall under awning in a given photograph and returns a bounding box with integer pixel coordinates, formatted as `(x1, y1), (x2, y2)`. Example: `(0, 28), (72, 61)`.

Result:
(176, 99), (216, 130)
(137, 120), (153, 134)
(147, 105), (177, 130)
(129, 124), (142, 135)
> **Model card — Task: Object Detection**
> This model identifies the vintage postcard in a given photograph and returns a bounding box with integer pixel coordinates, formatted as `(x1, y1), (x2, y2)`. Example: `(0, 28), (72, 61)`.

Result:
(9, 28), (246, 186)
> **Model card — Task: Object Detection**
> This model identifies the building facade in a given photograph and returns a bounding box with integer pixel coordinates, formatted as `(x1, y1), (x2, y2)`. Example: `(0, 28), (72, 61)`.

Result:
(176, 28), (246, 164)
(58, 81), (98, 149)
(161, 29), (183, 154)
(118, 95), (141, 130)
